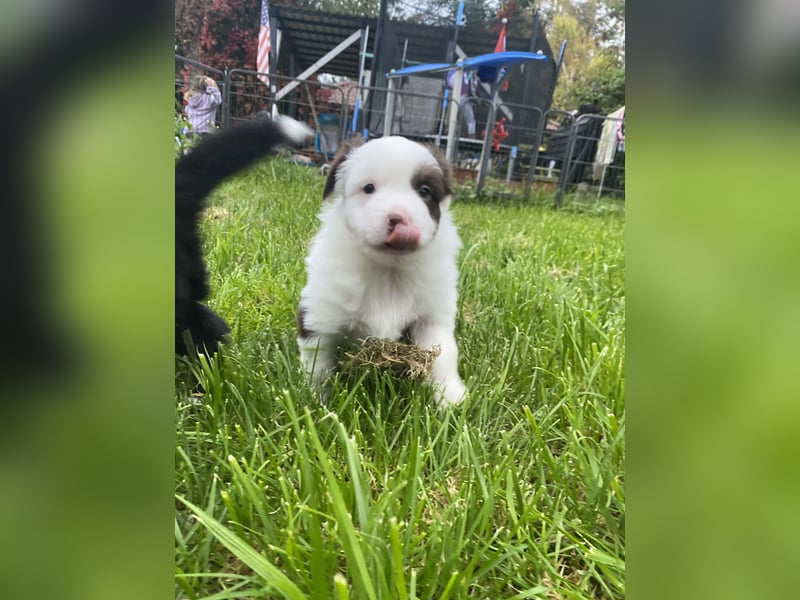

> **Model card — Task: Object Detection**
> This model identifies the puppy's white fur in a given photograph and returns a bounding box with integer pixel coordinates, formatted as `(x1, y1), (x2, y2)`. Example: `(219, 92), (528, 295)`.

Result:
(298, 136), (466, 407)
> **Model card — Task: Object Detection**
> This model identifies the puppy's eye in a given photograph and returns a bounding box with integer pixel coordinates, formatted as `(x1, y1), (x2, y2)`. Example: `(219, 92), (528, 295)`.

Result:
(418, 185), (432, 199)
(363, 183), (376, 194)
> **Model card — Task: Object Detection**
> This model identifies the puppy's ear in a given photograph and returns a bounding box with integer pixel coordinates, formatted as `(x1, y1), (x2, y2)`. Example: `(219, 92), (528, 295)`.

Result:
(322, 139), (363, 201)
(427, 144), (454, 207)
(322, 147), (347, 200)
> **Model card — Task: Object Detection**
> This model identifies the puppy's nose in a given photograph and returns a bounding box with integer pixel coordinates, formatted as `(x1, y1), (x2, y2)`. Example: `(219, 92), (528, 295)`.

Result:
(387, 213), (407, 232)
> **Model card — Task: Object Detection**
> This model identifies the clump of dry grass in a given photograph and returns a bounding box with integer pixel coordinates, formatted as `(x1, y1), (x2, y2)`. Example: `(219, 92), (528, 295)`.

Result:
(339, 338), (441, 380)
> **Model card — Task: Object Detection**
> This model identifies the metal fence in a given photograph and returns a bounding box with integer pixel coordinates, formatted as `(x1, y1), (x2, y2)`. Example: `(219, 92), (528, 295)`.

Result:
(175, 55), (625, 202)
(534, 111), (626, 205)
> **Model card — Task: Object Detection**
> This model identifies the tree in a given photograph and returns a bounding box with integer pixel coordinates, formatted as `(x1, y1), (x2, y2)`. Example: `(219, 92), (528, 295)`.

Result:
(197, 0), (260, 71)
(302, 0), (380, 15)
(570, 52), (625, 110)
(175, 0), (210, 61)
(540, 0), (625, 110)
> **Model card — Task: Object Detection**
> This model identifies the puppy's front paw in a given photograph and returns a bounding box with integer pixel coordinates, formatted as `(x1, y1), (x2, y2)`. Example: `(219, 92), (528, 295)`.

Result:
(434, 378), (467, 409)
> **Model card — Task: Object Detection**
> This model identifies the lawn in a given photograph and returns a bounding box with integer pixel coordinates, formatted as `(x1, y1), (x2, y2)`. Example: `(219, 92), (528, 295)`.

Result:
(175, 157), (625, 599)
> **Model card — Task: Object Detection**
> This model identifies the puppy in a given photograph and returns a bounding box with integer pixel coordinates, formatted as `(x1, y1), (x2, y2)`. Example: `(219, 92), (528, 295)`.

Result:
(175, 117), (310, 355)
(297, 137), (466, 407)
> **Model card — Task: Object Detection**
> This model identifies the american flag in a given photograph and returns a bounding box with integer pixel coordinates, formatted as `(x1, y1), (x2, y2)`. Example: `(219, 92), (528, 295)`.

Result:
(257, 0), (271, 85)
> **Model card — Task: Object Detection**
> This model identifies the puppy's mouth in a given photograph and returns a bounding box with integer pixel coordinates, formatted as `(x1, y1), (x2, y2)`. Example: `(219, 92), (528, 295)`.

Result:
(380, 243), (416, 254)
(382, 219), (420, 252)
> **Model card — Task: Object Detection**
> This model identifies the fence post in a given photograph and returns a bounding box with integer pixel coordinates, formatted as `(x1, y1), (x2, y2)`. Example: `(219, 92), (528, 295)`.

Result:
(506, 145), (517, 182)
(445, 67), (463, 163)
(338, 88), (348, 145)
(554, 116), (581, 208)
(383, 76), (396, 137)
(475, 99), (497, 195)
(524, 109), (546, 198)
(222, 68), (231, 128)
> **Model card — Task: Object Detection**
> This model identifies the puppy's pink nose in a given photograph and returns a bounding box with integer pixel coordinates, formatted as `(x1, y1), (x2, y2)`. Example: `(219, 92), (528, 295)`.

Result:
(387, 213), (407, 231)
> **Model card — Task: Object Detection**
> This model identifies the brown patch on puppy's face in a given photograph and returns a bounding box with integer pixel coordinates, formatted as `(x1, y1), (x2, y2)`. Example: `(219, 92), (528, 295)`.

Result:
(411, 164), (452, 223)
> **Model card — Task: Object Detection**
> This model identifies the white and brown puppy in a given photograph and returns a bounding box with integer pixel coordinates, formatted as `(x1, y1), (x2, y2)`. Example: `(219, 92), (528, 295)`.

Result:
(297, 136), (466, 407)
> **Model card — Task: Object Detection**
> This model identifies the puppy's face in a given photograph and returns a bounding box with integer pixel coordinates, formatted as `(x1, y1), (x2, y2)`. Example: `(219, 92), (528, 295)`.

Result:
(323, 137), (453, 257)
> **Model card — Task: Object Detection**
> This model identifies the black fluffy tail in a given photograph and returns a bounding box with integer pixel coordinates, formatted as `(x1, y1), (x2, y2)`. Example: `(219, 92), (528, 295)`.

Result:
(175, 118), (310, 355)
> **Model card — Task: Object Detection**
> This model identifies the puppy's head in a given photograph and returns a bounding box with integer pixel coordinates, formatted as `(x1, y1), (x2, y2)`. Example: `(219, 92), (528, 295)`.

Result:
(323, 137), (453, 256)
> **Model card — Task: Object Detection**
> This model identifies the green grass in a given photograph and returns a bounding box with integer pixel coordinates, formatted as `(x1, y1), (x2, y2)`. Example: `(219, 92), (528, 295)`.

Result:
(175, 158), (625, 599)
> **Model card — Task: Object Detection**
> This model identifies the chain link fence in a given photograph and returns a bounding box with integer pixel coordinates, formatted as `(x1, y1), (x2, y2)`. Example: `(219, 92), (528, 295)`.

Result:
(175, 55), (625, 202)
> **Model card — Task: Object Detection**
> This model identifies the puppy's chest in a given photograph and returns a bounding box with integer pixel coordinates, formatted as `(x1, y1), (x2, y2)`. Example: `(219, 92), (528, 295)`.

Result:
(347, 275), (421, 340)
